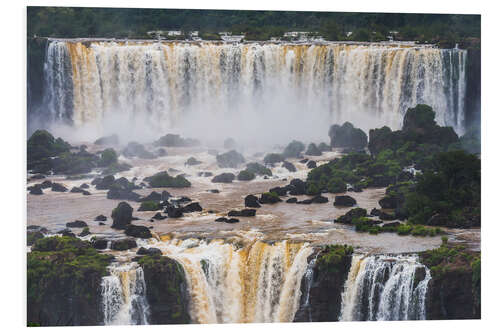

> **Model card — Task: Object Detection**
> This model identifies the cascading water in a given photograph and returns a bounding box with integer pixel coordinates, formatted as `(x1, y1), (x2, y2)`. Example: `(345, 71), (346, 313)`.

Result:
(101, 262), (150, 325)
(148, 237), (313, 323)
(339, 254), (431, 321)
(42, 40), (467, 135)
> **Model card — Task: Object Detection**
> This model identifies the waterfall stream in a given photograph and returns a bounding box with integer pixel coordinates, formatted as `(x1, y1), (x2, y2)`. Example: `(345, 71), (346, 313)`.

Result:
(101, 262), (150, 325)
(43, 41), (467, 135)
(339, 254), (431, 321)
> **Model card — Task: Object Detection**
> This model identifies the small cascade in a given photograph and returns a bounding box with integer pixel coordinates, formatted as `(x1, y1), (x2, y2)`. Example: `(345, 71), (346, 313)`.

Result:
(339, 254), (431, 321)
(148, 238), (313, 324)
(297, 253), (319, 322)
(101, 262), (150, 325)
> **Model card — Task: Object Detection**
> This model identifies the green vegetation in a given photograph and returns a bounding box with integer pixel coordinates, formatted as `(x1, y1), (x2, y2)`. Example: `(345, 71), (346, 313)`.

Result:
(263, 153), (284, 165)
(237, 170), (256, 181)
(138, 201), (161, 211)
(28, 7), (480, 47)
(420, 243), (480, 280)
(317, 244), (353, 272)
(145, 171), (191, 188)
(27, 129), (71, 173)
(351, 217), (442, 236)
(97, 148), (118, 167)
(282, 140), (305, 158)
(245, 162), (272, 176)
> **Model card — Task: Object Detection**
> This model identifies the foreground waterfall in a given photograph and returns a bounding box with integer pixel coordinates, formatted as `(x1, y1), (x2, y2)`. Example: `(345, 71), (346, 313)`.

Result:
(149, 238), (312, 323)
(43, 40), (467, 135)
(339, 254), (431, 321)
(101, 262), (150, 325)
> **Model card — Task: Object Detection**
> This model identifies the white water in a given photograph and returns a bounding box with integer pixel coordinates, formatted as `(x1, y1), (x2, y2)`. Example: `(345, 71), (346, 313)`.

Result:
(42, 41), (467, 143)
(142, 237), (313, 323)
(101, 262), (150, 325)
(339, 254), (431, 321)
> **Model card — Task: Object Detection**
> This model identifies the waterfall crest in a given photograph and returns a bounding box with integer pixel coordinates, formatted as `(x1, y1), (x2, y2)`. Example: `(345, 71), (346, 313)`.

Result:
(147, 238), (313, 323)
(339, 254), (431, 321)
(101, 262), (150, 325)
(43, 40), (467, 136)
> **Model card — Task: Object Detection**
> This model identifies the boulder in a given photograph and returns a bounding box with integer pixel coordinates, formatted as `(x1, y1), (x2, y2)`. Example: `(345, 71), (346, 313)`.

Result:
(215, 217), (229, 223)
(145, 171), (191, 188)
(152, 212), (167, 220)
(216, 150), (245, 168)
(29, 185), (43, 195)
(125, 225), (153, 239)
(156, 148), (168, 157)
(333, 195), (357, 207)
(329, 122), (367, 150)
(154, 134), (200, 147)
(182, 202), (203, 213)
(211, 173), (235, 183)
(227, 218), (240, 223)
(311, 195), (329, 204)
(370, 208), (381, 217)
(165, 206), (183, 218)
(140, 191), (162, 202)
(209, 189), (220, 193)
(296, 199), (313, 205)
(94, 215), (107, 221)
(66, 220), (88, 228)
(289, 178), (307, 195)
(95, 175), (115, 190)
(51, 182), (68, 192)
(259, 192), (282, 204)
(283, 140), (305, 158)
(123, 142), (156, 159)
(379, 196), (398, 209)
(237, 170), (256, 181)
(379, 211), (396, 221)
(78, 227), (91, 237)
(245, 162), (272, 176)
(269, 186), (288, 196)
(282, 161), (297, 172)
(107, 187), (142, 202)
(228, 209), (256, 217)
(80, 183), (90, 189)
(305, 143), (322, 156)
(138, 201), (161, 211)
(91, 238), (109, 250)
(111, 202), (133, 229)
(263, 153), (284, 165)
(137, 247), (162, 256)
(335, 208), (367, 224)
(70, 186), (85, 193)
(286, 197), (298, 203)
(110, 238), (137, 250)
(245, 194), (261, 208)
(185, 157), (202, 166)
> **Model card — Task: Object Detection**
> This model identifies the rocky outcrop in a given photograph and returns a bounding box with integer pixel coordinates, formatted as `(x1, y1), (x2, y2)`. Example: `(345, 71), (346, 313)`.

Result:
(211, 173), (235, 183)
(111, 202), (133, 229)
(328, 122), (367, 150)
(216, 150), (245, 168)
(138, 256), (191, 324)
(294, 245), (353, 322)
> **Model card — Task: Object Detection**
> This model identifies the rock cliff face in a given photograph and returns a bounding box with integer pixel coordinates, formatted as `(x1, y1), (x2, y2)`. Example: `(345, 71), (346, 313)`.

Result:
(138, 256), (191, 324)
(294, 245), (353, 322)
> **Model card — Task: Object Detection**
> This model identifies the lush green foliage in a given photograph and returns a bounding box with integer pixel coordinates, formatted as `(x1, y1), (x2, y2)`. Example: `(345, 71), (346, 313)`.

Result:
(145, 171), (191, 188)
(237, 170), (256, 181)
(317, 244), (353, 272)
(245, 162), (272, 176)
(420, 244), (480, 279)
(282, 140), (305, 158)
(138, 201), (161, 211)
(97, 148), (118, 167)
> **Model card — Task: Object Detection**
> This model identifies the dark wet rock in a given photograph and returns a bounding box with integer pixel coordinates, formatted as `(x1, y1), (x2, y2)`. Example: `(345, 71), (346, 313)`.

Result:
(27, 231), (45, 246)
(209, 189), (220, 193)
(101, 162), (133, 176)
(286, 197), (298, 203)
(154, 133), (200, 147)
(161, 191), (172, 201)
(329, 122), (367, 150)
(27, 130), (71, 174)
(97, 148), (118, 168)
(123, 141), (156, 159)
(263, 153), (284, 165)
(144, 171), (191, 188)
(379, 211), (396, 221)
(245, 162), (272, 176)
(245, 194), (261, 208)
(91, 177), (102, 186)
(289, 178), (307, 195)
(138, 201), (162, 211)
(80, 183), (89, 189)
(98, 222), (106, 225)
(379, 196), (398, 209)
(94, 134), (119, 146)
(107, 187), (141, 201)
(305, 143), (322, 156)
(282, 161), (297, 172)
(259, 192), (282, 204)
(29, 174), (46, 180)
(51, 182), (68, 192)
(111, 202), (133, 229)
(185, 157), (202, 166)
(335, 208), (368, 224)
(137, 247), (162, 256)
(211, 173), (235, 183)
(70, 186), (85, 193)
(78, 227), (91, 237)
(299, 158), (309, 164)
(198, 171), (214, 177)
(110, 238), (137, 250)
(165, 206), (183, 218)
(29, 185), (43, 195)
(333, 195), (356, 207)
(173, 196), (192, 205)
(370, 208), (381, 216)
(224, 138), (237, 149)
(237, 170), (256, 181)
(125, 225), (153, 239)
(66, 220), (88, 228)
(227, 218), (240, 223)
(296, 199), (313, 205)
(283, 140), (306, 158)
(95, 175), (115, 190)
(39, 180), (53, 189)
(216, 150), (245, 168)
(94, 215), (107, 221)
(91, 238), (108, 250)
(58, 229), (76, 237)
(182, 202), (203, 213)
(215, 217), (228, 222)
(306, 160), (317, 169)
(311, 195), (329, 204)
(228, 209), (256, 217)
(140, 191), (162, 202)
(270, 186), (288, 196)
(152, 212), (167, 220)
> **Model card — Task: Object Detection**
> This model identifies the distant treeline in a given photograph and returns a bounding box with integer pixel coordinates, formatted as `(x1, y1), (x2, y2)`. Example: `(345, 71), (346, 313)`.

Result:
(28, 7), (480, 46)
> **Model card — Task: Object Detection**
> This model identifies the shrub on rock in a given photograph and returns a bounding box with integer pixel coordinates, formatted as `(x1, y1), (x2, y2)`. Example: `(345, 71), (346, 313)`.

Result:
(263, 153), (284, 165)
(138, 201), (161, 211)
(282, 161), (297, 172)
(237, 170), (256, 181)
(259, 192), (282, 204)
(111, 202), (133, 229)
(211, 173), (235, 183)
(145, 171), (191, 188)
(110, 238), (137, 250)
(125, 225), (152, 239)
(216, 150), (245, 168)
(245, 162), (272, 176)
(154, 134), (200, 147)
(245, 194), (261, 208)
(283, 140), (305, 158)
(333, 195), (357, 207)
(328, 122), (367, 150)
(305, 143), (322, 156)
(97, 148), (118, 167)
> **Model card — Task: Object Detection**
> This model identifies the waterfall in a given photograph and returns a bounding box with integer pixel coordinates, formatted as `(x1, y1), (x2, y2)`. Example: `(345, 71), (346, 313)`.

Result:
(101, 262), (150, 325)
(42, 40), (467, 135)
(149, 238), (313, 323)
(339, 254), (431, 321)
(298, 252), (319, 322)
